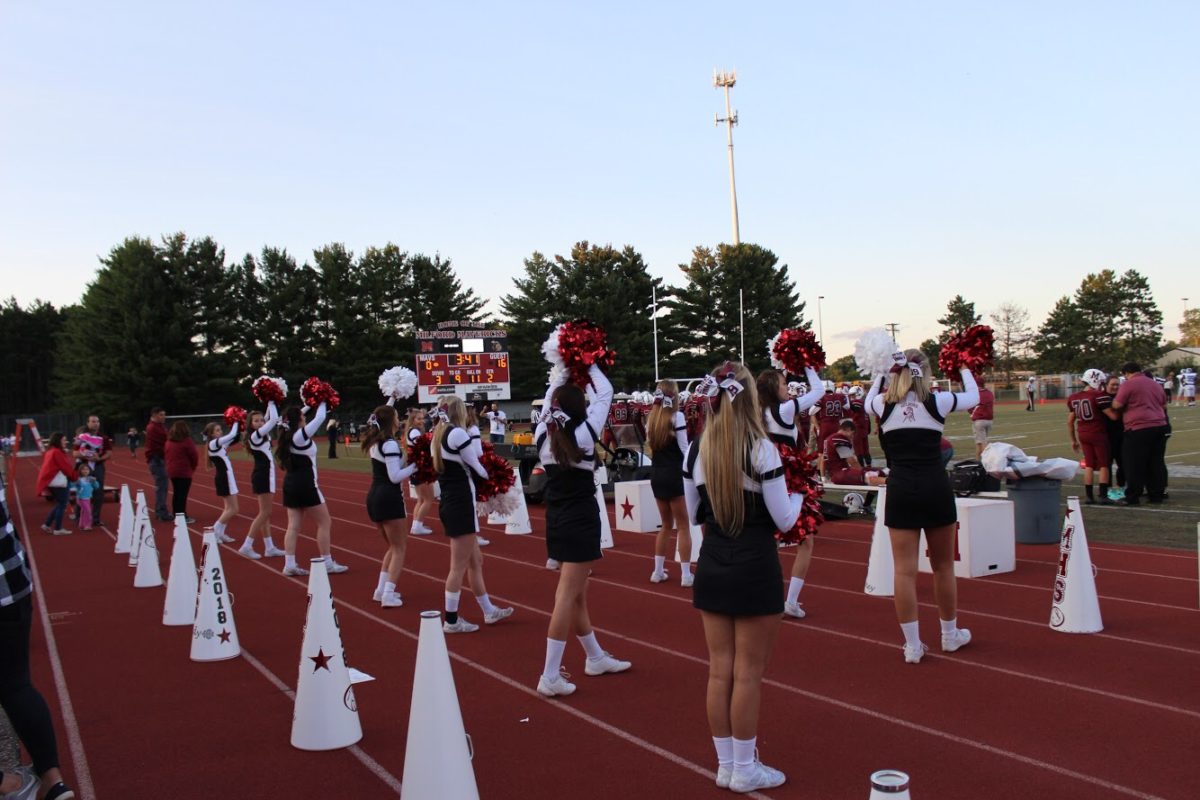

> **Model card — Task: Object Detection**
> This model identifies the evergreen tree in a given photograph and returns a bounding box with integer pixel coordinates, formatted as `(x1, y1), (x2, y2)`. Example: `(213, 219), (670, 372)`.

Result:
(257, 247), (323, 392)
(1033, 296), (1090, 372)
(405, 253), (487, 331)
(228, 253), (268, 377)
(0, 298), (65, 412)
(924, 295), (982, 376)
(358, 243), (418, 391)
(1114, 269), (1162, 365)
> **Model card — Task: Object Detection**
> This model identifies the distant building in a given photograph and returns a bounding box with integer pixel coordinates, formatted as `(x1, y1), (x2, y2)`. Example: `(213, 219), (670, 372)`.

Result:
(1156, 347), (1200, 369)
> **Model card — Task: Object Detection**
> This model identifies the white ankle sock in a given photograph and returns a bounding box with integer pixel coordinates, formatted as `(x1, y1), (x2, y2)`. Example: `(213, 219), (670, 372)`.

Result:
(732, 737), (757, 770)
(264, 536), (275, 549)
(542, 638), (566, 681)
(786, 577), (805, 605)
(940, 617), (958, 635)
(578, 631), (604, 660)
(284, 554), (297, 570)
(680, 561), (692, 578)
(712, 736), (734, 769)
(901, 620), (921, 648)
(240, 537), (253, 549)
(323, 554), (335, 568)
(383, 581), (396, 596)
(375, 572), (388, 593)
(654, 555), (666, 573)
(476, 593), (497, 614)
(213, 521), (226, 536)
(445, 591), (460, 613)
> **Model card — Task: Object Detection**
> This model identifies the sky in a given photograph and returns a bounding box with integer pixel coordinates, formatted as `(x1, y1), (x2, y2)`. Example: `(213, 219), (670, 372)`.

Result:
(1, 1), (1197, 361)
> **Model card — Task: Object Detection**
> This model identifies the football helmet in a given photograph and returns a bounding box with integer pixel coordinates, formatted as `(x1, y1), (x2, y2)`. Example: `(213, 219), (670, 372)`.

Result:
(1082, 369), (1106, 390)
(787, 381), (807, 398)
(823, 380), (835, 393)
(850, 385), (865, 399)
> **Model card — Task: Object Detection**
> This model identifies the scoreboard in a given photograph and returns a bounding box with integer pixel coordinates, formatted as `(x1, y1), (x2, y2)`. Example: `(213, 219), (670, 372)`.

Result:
(416, 322), (512, 403)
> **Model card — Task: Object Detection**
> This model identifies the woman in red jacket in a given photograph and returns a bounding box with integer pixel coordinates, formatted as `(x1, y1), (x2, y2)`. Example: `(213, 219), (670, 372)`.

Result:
(35, 433), (78, 534)
(165, 421), (199, 523)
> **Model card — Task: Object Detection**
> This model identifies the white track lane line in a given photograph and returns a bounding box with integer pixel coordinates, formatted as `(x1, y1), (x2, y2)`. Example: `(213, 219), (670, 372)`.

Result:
(11, 480), (97, 800)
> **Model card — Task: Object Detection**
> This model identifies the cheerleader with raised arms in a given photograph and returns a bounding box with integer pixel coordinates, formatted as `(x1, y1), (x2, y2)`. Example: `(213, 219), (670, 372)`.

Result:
(239, 402), (286, 559)
(364, 406), (417, 608)
(277, 402), (348, 577)
(203, 421), (240, 544)
(646, 381), (693, 586)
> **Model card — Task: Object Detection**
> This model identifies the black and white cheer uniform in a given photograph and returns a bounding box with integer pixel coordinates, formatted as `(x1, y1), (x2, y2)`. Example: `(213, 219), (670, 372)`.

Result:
(282, 402), (328, 509)
(207, 423), (240, 497)
(436, 425), (488, 537)
(649, 409), (688, 500)
(405, 427), (433, 485)
(367, 438), (417, 523)
(866, 369), (978, 530)
(763, 367), (824, 447)
(248, 401), (279, 495)
(684, 437), (800, 617)
(535, 364), (613, 563)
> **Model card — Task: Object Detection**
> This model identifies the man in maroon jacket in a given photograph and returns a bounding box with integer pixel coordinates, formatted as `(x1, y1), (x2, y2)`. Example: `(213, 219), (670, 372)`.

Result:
(971, 379), (995, 459)
(144, 407), (171, 520)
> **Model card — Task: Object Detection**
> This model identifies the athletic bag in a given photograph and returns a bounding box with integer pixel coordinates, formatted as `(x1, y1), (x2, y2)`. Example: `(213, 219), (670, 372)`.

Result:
(950, 460), (999, 496)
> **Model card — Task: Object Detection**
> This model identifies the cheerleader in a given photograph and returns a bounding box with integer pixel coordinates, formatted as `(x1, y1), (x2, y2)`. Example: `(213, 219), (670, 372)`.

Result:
(535, 363), (630, 697)
(465, 406), (490, 547)
(365, 406), (417, 608)
(277, 402), (348, 577)
(866, 349), (978, 663)
(756, 367), (823, 620)
(432, 397), (513, 633)
(405, 409), (435, 535)
(239, 402), (286, 559)
(646, 381), (692, 586)
(202, 421), (240, 544)
(685, 362), (800, 793)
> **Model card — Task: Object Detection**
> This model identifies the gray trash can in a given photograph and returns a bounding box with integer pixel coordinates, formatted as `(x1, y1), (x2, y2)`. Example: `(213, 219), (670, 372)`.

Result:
(1008, 477), (1062, 544)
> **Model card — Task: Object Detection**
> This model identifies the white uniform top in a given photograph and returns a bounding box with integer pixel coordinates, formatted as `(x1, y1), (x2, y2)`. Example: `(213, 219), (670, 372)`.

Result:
(207, 422), (240, 495)
(763, 366), (824, 444)
(370, 439), (417, 484)
(535, 365), (613, 471)
(867, 369), (979, 433)
(467, 424), (483, 458)
(289, 402), (327, 489)
(484, 410), (507, 436)
(682, 438), (800, 531)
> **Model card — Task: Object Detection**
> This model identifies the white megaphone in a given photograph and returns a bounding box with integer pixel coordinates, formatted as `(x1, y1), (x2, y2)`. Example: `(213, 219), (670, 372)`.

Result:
(869, 769), (911, 798)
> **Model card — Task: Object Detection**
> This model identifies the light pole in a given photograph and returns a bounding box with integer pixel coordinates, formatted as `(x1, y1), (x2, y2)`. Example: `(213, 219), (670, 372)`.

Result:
(817, 296), (825, 343)
(713, 69), (740, 245)
(650, 286), (660, 383)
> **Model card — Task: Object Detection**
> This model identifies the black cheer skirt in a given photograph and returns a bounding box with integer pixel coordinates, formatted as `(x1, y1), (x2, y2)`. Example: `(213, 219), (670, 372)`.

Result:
(883, 465), (956, 530)
(545, 494), (603, 563)
(692, 527), (783, 617)
(650, 456), (684, 500)
(366, 481), (407, 523)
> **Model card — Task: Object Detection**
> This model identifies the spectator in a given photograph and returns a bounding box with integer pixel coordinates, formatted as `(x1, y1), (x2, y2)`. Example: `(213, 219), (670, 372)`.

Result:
(34, 434), (77, 535)
(126, 426), (141, 459)
(1111, 362), (1169, 506)
(144, 407), (172, 521)
(326, 418), (340, 460)
(165, 421), (198, 523)
(1025, 375), (1037, 412)
(0, 490), (78, 800)
(483, 403), (507, 444)
(74, 415), (112, 528)
(70, 465), (100, 531)
(971, 378), (994, 459)
(1163, 372), (1175, 405)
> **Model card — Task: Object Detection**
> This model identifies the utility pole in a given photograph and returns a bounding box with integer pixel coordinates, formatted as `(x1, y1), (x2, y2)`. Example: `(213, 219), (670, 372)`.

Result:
(650, 286), (660, 383)
(817, 296), (825, 343)
(886, 323), (900, 344)
(713, 69), (740, 245)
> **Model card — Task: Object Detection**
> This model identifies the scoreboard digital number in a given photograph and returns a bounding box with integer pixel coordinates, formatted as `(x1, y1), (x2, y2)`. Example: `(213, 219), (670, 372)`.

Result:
(415, 322), (512, 403)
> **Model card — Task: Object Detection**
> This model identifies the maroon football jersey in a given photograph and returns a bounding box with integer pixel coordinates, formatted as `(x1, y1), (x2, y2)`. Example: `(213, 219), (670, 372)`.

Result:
(823, 433), (855, 474)
(1068, 389), (1107, 437)
(815, 392), (848, 425)
(848, 399), (870, 435)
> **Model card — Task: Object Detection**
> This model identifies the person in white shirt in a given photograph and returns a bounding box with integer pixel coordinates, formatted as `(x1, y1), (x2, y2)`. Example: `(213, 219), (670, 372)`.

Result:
(1026, 376), (1037, 412)
(483, 403), (507, 444)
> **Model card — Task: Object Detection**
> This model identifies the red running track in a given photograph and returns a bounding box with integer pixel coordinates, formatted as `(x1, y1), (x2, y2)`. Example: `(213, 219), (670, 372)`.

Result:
(6, 454), (1199, 799)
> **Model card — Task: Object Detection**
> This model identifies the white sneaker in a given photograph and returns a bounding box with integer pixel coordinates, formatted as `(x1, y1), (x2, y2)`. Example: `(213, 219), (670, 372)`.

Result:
(325, 560), (349, 574)
(264, 546), (287, 558)
(381, 591), (404, 608)
(484, 606), (514, 625)
(443, 617), (480, 634)
(52, 528), (72, 536)
(716, 765), (733, 789)
(282, 565), (309, 577)
(237, 545), (261, 560)
(783, 601), (806, 619)
(545, 558), (561, 570)
(650, 569), (669, 584)
(903, 642), (929, 664)
(536, 671), (577, 697)
(729, 761), (786, 793)
(477, 536), (490, 546)
(941, 628), (972, 653)
(372, 586), (384, 602)
(216, 532), (235, 544)
(681, 573), (695, 588)
(410, 521), (433, 535)
(584, 652), (631, 676)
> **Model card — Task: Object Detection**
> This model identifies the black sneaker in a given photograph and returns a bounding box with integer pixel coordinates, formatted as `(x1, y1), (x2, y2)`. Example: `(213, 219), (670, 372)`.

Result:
(44, 781), (76, 800)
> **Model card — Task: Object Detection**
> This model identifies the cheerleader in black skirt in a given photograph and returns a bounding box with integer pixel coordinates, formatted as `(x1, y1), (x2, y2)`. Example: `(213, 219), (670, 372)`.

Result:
(405, 409), (435, 535)
(756, 366), (823, 620)
(465, 407), (490, 547)
(239, 401), (285, 560)
(683, 362), (801, 793)
(276, 402), (348, 577)
(432, 397), (513, 633)
(202, 421), (240, 545)
(364, 405), (417, 608)
(533, 363), (631, 698)
(865, 348), (978, 664)
(646, 381), (692, 586)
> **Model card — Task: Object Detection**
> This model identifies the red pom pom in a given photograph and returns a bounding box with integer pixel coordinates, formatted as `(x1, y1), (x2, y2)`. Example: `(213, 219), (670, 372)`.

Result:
(771, 329), (827, 373)
(682, 394), (709, 439)
(774, 443), (825, 544)
(475, 442), (516, 503)
(406, 433), (437, 485)
(223, 405), (247, 428)
(938, 325), (995, 376)
(558, 319), (616, 387)
(300, 377), (341, 410)
(251, 376), (286, 405)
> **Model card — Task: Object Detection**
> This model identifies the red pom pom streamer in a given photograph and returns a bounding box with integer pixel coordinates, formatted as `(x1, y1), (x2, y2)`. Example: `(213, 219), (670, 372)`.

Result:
(406, 432), (437, 485)
(475, 442), (516, 503)
(771, 329), (827, 373)
(223, 405), (248, 428)
(558, 319), (616, 387)
(251, 376), (286, 405)
(300, 377), (340, 410)
(682, 394), (709, 440)
(938, 325), (995, 376)
(774, 443), (824, 545)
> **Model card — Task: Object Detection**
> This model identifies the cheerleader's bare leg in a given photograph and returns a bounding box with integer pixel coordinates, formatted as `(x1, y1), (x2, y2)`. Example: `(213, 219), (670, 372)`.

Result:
(283, 507), (305, 572)
(670, 496), (693, 585)
(651, 498), (674, 580)
(700, 612), (736, 736)
(311, 503), (332, 558)
(784, 537), (814, 617)
(539, 562), (627, 696)
(248, 493), (272, 542)
(214, 496), (238, 542)
(888, 529), (921, 624)
(926, 523), (971, 652)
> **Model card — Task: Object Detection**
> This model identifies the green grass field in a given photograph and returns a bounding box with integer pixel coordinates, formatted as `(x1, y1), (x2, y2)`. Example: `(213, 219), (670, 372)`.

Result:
(277, 401), (1200, 550)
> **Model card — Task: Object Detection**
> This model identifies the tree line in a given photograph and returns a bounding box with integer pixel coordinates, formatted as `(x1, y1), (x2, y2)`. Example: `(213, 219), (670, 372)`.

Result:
(0, 231), (1176, 425)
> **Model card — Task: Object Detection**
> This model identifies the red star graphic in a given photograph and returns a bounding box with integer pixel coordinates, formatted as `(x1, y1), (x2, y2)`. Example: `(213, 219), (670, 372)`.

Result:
(620, 498), (635, 519)
(309, 648), (333, 672)
(218, 629), (231, 644)
(1065, 507), (1074, 518)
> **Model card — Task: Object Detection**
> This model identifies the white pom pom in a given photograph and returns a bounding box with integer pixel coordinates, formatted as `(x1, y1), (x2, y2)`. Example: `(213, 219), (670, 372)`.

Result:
(547, 363), (567, 387)
(378, 366), (418, 400)
(854, 328), (897, 378)
(478, 486), (521, 517)
(766, 332), (785, 372)
(542, 324), (565, 366)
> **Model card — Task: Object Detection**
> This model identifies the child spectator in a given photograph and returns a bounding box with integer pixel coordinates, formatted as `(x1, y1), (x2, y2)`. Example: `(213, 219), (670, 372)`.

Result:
(71, 465), (100, 531)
